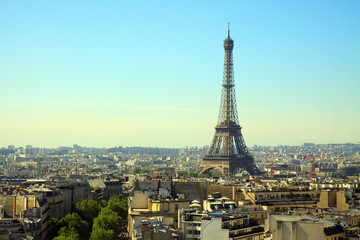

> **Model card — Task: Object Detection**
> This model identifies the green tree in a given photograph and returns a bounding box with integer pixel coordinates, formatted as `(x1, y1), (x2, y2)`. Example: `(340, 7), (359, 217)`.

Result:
(58, 212), (89, 240)
(140, 169), (151, 174)
(92, 207), (122, 236)
(100, 199), (108, 208)
(198, 173), (210, 178)
(107, 195), (128, 220)
(213, 172), (222, 178)
(189, 172), (198, 178)
(53, 226), (81, 240)
(133, 168), (141, 174)
(49, 218), (61, 239)
(90, 227), (115, 240)
(341, 174), (348, 179)
(176, 171), (188, 176)
(75, 200), (101, 227)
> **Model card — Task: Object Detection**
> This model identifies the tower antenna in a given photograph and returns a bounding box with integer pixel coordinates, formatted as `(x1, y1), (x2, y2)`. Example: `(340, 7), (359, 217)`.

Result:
(228, 22), (230, 37)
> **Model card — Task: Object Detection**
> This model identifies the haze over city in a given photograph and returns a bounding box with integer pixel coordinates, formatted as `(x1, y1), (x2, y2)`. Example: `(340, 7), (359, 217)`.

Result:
(1, 1), (359, 148)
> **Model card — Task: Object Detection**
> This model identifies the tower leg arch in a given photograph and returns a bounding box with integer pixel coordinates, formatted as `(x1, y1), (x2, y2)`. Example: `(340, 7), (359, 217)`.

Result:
(198, 166), (227, 176)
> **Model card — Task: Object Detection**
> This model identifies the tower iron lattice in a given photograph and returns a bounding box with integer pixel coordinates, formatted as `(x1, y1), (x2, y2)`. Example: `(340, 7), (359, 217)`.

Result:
(198, 26), (260, 176)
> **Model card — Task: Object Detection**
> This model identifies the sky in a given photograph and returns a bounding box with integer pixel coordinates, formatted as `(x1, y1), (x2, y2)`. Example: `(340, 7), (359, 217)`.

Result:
(0, 1), (359, 148)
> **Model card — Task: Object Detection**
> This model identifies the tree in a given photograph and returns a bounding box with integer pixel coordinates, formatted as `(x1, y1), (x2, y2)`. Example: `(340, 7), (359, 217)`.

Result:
(58, 212), (89, 240)
(213, 172), (222, 178)
(189, 172), (198, 178)
(100, 199), (108, 208)
(198, 173), (210, 178)
(75, 200), (101, 227)
(49, 218), (61, 239)
(53, 226), (81, 240)
(50, 195), (128, 239)
(176, 171), (188, 176)
(92, 207), (122, 236)
(107, 195), (128, 220)
(90, 227), (115, 240)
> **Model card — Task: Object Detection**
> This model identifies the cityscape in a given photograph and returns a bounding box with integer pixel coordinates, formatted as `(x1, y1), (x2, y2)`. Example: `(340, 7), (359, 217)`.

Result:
(1, 141), (360, 240)
(1, 1), (360, 240)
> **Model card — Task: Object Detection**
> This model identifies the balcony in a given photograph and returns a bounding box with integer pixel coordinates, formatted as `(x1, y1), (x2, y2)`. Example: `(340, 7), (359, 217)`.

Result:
(229, 226), (264, 238)
(223, 222), (258, 231)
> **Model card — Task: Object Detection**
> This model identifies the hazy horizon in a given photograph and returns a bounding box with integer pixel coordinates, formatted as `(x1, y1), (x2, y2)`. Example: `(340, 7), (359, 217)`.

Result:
(2, 140), (359, 150)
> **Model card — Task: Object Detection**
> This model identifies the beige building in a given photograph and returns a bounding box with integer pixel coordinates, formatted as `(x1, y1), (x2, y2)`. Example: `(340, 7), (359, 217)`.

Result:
(268, 215), (345, 240)
(88, 178), (122, 201)
(0, 194), (49, 240)
(132, 217), (177, 240)
(239, 189), (320, 213)
(29, 187), (63, 220)
(317, 190), (349, 212)
(128, 189), (190, 237)
(180, 210), (264, 240)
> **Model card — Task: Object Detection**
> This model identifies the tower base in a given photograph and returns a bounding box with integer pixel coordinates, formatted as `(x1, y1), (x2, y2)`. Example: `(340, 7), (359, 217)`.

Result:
(198, 155), (260, 176)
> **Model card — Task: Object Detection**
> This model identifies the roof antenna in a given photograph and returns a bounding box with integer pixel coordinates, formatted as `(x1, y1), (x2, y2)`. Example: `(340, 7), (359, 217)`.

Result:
(228, 22), (230, 38)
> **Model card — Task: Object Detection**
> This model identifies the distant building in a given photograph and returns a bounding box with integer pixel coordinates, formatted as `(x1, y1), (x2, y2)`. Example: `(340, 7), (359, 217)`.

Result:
(88, 178), (122, 201)
(301, 143), (315, 147)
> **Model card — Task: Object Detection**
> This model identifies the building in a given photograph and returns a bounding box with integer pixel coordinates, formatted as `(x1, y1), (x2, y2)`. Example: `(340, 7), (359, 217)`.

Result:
(128, 188), (190, 236)
(88, 178), (122, 201)
(268, 215), (345, 240)
(132, 217), (179, 240)
(180, 210), (264, 240)
(0, 194), (49, 240)
(317, 190), (349, 212)
(240, 189), (320, 212)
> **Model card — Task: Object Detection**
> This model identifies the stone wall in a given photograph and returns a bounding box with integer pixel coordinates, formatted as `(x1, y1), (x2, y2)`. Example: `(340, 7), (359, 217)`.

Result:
(318, 190), (349, 211)
(0, 196), (14, 218)
(336, 191), (349, 211)
(207, 185), (235, 200)
(136, 181), (172, 192)
(0, 195), (38, 218)
(173, 181), (207, 204)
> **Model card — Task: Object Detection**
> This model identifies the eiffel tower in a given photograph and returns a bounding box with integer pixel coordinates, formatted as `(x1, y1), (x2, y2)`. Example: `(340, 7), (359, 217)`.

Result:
(198, 26), (260, 176)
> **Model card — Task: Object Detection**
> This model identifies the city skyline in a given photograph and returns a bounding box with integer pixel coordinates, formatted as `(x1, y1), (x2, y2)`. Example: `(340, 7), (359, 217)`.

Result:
(1, 1), (359, 148)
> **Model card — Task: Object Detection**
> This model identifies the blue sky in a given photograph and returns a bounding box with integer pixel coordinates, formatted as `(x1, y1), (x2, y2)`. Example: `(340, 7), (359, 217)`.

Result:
(0, 1), (359, 148)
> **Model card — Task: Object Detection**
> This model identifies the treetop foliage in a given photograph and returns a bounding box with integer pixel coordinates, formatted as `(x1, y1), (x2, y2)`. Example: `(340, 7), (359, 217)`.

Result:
(50, 194), (127, 240)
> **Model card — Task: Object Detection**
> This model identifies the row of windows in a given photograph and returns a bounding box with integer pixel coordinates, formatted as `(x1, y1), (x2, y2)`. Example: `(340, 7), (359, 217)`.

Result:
(186, 230), (200, 235)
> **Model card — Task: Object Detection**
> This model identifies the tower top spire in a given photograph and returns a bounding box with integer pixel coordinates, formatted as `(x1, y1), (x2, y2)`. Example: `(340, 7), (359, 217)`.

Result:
(224, 23), (234, 50)
(228, 22), (230, 38)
